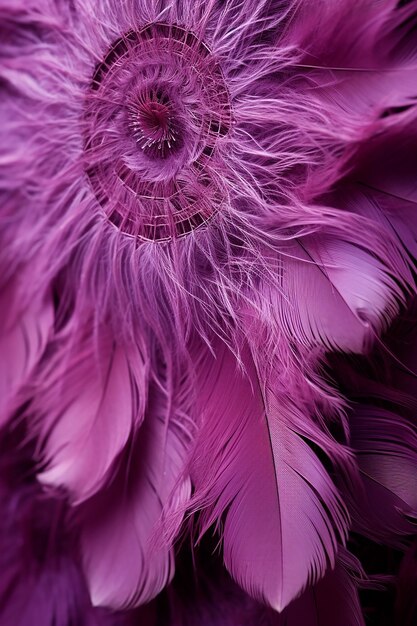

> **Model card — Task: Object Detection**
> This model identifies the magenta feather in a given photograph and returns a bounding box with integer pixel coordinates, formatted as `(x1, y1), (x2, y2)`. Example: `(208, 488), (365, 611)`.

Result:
(349, 406), (417, 543)
(31, 319), (148, 504)
(275, 549), (365, 626)
(189, 337), (351, 610)
(279, 235), (403, 352)
(78, 383), (192, 609)
(0, 279), (52, 424)
(1, 0), (417, 623)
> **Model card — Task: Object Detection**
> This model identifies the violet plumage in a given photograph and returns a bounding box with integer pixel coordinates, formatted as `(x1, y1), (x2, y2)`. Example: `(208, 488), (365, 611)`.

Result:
(1, 0), (417, 624)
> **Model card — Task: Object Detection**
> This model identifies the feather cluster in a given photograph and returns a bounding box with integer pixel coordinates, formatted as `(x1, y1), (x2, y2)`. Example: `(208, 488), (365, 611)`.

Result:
(1, 0), (417, 624)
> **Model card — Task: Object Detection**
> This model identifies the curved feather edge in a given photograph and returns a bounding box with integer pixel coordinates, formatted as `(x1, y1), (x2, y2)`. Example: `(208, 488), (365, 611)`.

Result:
(159, 545), (364, 626)
(347, 406), (417, 544)
(32, 319), (149, 504)
(328, 302), (417, 545)
(189, 337), (351, 611)
(0, 426), (140, 626)
(278, 232), (404, 353)
(276, 548), (365, 626)
(0, 278), (53, 425)
(78, 383), (192, 610)
(342, 119), (417, 268)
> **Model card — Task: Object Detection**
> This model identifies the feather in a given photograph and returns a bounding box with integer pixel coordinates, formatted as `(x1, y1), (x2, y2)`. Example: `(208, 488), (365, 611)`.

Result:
(276, 549), (365, 626)
(190, 337), (350, 611)
(0, 279), (52, 424)
(161, 540), (364, 626)
(328, 298), (417, 543)
(2, 0), (417, 621)
(78, 384), (191, 609)
(285, 0), (417, 113)
(0, 427), (138, 626)
(347, 406), (417, 543)
(33, 320), (148, 504)
(341, 122), (417, 269)
(279, 234), (404, 353)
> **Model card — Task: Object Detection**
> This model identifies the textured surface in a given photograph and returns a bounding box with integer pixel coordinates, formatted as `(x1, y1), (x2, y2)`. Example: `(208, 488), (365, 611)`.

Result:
(1, 0), (417, 624)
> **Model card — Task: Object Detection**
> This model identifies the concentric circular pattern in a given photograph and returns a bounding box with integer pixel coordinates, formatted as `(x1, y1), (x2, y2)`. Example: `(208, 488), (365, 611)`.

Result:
(84, 23), (232, 242)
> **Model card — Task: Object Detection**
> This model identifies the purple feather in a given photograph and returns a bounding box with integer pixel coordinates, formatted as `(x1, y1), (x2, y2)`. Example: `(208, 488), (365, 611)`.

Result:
(31, 318), (149, 504)
(1, 0), (417, 622)
(349, 406), (417, 543)
(189, 337), (351, 610)
(78, 382), (192, 609)
(0, 278), (52, 424)
(158, 542), (364, 626)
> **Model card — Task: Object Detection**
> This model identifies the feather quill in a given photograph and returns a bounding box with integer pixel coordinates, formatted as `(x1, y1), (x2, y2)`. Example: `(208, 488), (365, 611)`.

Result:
(78, 384), (191, 609)
(190, 337), (350, 611)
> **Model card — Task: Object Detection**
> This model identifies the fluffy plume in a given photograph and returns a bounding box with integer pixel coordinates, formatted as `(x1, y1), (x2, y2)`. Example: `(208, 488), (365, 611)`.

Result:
(1, 0), (417, 623)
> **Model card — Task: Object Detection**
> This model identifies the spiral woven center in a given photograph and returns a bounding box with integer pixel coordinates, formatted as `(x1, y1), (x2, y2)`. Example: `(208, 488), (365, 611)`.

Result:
(128, 88), (179, 158)
(84, 23), (232, 242)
